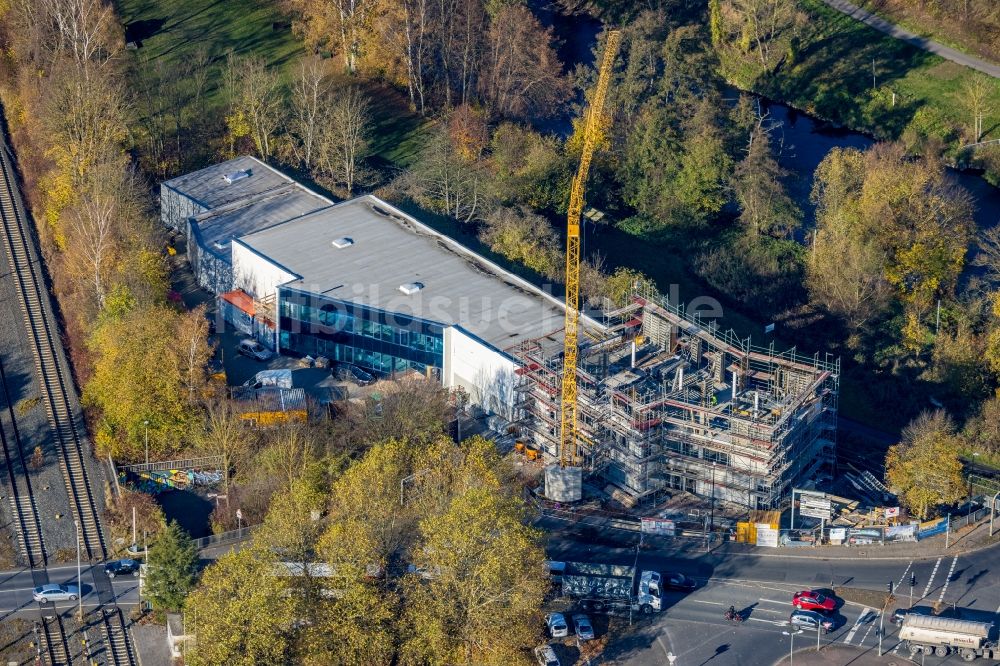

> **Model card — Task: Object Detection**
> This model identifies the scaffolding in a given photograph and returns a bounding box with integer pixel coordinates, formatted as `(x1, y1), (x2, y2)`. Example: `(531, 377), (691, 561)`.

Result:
(511, 287), (839, 509)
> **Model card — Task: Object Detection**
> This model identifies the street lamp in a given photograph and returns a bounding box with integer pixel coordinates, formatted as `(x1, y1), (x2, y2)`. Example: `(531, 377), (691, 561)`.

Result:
(782, 628), (802, 665)
(143, 420), (150, 465)
(709, 461), (717, 536)
(74, 519), (82, 620)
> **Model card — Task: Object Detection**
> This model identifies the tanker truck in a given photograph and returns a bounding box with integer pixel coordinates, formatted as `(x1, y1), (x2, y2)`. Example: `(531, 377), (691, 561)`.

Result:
(899, 613), (998, 660)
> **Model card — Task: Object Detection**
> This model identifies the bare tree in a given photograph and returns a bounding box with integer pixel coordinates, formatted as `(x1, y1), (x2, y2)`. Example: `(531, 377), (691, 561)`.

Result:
(190, 45), (214, 114)
(226, 53), (285, 159)
(288, 56), (327, 170)
(317, 85), (372, 195)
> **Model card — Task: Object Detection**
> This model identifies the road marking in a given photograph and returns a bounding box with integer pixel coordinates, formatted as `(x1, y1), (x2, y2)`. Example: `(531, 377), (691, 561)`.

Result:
(693, 600), (725, 605)
(921, 558), (942, 598)
(860, 616), (877, 644)
(892, 641), (901, 655)
(758, 598), (789, 605)
(843, 607), (872, 644)
(747, 618), (787, 626)
(938, 556), (958, 603)
(896, 561), (912, 589)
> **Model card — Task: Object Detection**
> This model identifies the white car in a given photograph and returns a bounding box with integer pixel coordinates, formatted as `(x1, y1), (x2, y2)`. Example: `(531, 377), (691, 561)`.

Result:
(33, 584), (79, 603)
(545, 612), (568, 638)
(237, 339), (272, 362)
(572, 614), (594, 641)
(534, 645), (560, 666)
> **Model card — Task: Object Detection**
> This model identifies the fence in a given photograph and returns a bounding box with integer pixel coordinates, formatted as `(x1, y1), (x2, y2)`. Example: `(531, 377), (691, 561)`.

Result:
(192, 525), (257, 550)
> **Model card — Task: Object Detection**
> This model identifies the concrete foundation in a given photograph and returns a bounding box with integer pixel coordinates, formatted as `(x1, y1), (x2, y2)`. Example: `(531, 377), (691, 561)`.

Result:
(545, 464), (583, 502)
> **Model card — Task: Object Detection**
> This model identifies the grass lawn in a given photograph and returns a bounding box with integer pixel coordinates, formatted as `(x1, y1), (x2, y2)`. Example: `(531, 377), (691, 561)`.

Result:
(119, 0), (304, 110)
(118, 0), (430, 167)
(725, 0), (1000, 154)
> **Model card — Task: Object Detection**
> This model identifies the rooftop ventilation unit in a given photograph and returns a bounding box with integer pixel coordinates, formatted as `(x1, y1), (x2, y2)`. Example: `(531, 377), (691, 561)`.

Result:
(223, 170), (251, 184)
(398, 282), (424, 295)
(331, 237), (354, 249)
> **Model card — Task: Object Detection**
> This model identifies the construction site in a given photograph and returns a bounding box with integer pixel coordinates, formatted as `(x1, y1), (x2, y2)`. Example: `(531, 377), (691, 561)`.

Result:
(511, 287), (839, 510)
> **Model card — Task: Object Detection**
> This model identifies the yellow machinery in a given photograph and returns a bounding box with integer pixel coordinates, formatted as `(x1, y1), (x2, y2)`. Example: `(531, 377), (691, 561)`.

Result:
(559, 31), (621, 467)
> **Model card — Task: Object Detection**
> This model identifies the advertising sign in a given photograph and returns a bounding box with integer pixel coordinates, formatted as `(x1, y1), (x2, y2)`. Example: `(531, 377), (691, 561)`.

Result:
(829, 528), (847, 542)
(885, 507), (900, 519)
(799, 496), (833, 520)
(756, 525), (779, 547)
(640, 518), (676, 537)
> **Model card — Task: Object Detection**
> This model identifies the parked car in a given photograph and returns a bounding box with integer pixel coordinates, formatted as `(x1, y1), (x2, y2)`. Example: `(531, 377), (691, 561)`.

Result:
(545, 612), (569, 639)
(573, 614), (595, 641)
(333, 363), (375, 386)
(33, 584), (79, 603)
(789, 609), (836, 633)
(237, 339), (272, 362)
(104, 559), (141, 578)
(664, 572), (697, 591)
(792, 590), (836, 612)
(534, 645), (560, 666)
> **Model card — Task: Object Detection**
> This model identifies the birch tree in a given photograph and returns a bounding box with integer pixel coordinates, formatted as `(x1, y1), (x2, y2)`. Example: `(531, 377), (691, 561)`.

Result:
(317, 85), (372, 195)
(288, 56), (326, 170)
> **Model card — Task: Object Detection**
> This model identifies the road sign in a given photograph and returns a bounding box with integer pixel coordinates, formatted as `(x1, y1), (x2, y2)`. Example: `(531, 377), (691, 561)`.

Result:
(756, 525), (779, 547)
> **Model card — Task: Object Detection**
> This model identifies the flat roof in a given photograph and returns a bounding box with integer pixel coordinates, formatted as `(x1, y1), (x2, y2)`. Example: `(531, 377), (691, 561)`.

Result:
(238, 196), (596, 351)
(162, 156), (293, 210)
(191, 184), (331, 261)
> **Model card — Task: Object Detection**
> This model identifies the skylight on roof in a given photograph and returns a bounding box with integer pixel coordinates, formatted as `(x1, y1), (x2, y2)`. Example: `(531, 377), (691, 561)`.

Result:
(223, 170), (251, 184)
(331, 237), (354, 249)
(398, 282), (424, 295)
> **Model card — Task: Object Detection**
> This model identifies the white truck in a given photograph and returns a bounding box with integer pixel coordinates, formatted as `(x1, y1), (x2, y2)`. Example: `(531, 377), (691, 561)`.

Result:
(548, 561), (663, 615)
(899, 614), (998, 660)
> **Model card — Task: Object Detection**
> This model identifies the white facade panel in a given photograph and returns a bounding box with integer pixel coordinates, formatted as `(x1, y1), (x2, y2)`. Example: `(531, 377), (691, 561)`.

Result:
(443, 326), (517, 419)
(231, 239), (298, 301)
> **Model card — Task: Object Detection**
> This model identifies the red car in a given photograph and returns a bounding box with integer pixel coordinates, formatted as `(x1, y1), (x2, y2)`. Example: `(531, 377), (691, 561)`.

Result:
(792, 590), (836, 612)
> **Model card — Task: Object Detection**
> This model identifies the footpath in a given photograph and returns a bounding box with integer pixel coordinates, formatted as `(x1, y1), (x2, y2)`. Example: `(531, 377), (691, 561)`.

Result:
(819, 0), (1000, 79)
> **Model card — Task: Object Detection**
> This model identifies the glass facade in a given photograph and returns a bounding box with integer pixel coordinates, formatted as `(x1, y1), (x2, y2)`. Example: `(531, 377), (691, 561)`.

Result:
(278, 287), (444, 377)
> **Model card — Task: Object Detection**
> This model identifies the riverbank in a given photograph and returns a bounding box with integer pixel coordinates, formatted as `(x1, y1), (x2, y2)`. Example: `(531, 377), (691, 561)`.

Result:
(720, 0), (1000, 180)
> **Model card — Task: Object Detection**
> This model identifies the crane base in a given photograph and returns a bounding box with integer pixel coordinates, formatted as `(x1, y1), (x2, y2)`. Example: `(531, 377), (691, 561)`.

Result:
(545, 465), (583, 502)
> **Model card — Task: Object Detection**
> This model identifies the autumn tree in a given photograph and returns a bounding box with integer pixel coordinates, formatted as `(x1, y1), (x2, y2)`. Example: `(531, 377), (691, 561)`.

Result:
(479, 207), (560, 277)
(963, 392), (1000, 456)
(886, 410), (965, 519)
(145, 521), (199, 612)
(408, 125), (490, 223)
(962, 72), (992, 143)
(225, 53), (284, 159)
(715, 0), (801, 71)
(85, 304), (212, 459)
(104, 487), (166, 552)
(732, 125), (800, 239)
(185, 545), (293, 666)
(487, 123), (568, 210)
(479, 4), (569, 120)
(398, 484), (546, 664)
(196, 399), (256, 490)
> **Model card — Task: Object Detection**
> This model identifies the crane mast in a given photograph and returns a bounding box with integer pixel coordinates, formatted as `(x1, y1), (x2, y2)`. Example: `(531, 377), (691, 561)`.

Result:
(559, 31), (621, 468)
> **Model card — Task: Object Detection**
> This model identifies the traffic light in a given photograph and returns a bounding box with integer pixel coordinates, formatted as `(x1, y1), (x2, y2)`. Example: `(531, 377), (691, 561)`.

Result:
(910, 573), (916, 587)
(888, 581), (894, 594)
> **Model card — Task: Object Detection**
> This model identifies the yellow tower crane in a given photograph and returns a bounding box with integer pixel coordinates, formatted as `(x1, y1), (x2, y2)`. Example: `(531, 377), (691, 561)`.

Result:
(559, 30), (621, 468)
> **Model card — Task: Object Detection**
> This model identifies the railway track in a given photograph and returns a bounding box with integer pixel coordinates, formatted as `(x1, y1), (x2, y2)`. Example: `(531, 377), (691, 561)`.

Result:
(0, 129), (136, 665)
(0, 137), (106, 562)
(102, 607), (137, 666)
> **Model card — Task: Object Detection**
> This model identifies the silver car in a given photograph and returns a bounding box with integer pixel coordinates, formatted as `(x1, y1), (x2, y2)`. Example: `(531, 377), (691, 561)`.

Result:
(573, 614), (595, 641)
(33, 584), (79, 603)
(545, 612), (569, 638)
(789, 609), (835, 633)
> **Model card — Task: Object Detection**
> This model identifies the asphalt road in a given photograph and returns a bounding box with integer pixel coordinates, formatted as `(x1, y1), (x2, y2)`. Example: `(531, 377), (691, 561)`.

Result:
(544, 521), (1000, 665)
(0, 563), (139, 619)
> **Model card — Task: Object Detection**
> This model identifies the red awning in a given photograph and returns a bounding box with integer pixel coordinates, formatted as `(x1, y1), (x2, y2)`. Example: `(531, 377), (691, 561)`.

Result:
(220, 289), (255, 317)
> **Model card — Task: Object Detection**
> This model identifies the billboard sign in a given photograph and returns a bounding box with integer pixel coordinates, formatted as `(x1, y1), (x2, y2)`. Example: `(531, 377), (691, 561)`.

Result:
(885, 507), (900, 519)
(799, 495), (833, 520)
(641, 518), (676, 537)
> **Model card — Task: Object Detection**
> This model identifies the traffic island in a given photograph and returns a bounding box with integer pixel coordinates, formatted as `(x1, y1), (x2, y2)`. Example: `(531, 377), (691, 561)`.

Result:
(774, 644), (911, 665)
